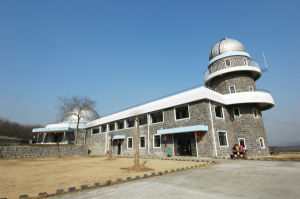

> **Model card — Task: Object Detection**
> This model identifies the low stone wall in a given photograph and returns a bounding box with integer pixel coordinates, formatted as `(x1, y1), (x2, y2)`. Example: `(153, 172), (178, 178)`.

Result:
(0, 144), (88, 159)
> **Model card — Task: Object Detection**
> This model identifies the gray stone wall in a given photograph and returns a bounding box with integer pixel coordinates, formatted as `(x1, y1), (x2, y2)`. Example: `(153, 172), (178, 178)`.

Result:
(211, 72), (256, 94)
(0, 145), (88, 159)
(209, 55), (250, 74)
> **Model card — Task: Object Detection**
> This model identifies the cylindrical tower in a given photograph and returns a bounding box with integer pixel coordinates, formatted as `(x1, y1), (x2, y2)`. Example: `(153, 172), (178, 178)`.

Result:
(205, 38), (274, 157)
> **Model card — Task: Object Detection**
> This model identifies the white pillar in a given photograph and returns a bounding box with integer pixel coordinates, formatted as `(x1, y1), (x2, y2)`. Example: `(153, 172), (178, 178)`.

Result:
(209, 100), (218, 158)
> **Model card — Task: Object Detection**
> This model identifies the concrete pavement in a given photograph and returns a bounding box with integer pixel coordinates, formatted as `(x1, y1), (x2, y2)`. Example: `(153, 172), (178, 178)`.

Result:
(51, 160), (300, 199)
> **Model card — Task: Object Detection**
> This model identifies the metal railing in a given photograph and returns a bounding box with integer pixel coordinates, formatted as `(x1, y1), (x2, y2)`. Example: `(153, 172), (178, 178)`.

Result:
(204, 59), (261, 81)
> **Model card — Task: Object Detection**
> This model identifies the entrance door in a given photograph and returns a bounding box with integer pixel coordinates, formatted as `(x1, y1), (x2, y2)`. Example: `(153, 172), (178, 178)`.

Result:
(174, 133), (196, 156)
(117, 143), (121, 155)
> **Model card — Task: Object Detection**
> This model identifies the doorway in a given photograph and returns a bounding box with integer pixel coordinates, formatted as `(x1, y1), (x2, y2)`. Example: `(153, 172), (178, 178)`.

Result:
(174, 133), (196, 156)
(117, 143), (121, 155)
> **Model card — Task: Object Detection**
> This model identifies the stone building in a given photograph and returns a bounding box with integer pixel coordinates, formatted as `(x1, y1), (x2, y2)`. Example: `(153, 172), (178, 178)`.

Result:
(33, 38), (275, 158)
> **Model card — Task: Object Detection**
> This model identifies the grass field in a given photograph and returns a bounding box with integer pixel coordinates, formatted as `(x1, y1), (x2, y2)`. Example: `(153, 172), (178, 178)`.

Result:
(0, 157), (208, 198)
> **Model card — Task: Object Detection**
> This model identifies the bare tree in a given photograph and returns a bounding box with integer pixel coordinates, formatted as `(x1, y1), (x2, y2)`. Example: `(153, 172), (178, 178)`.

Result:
(57, 95), (99, 144)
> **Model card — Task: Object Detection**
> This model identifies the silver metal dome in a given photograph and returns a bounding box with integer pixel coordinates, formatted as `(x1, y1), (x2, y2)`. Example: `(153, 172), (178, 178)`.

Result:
(209, 38), (246, 61)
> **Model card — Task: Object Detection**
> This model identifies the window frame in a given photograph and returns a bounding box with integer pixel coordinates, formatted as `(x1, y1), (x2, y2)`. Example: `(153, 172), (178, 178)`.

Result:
(238, 138), (246, 149)
(126, 118), (135, 129)
(249, 86), (254, 92)
(109, 122), (115, 131)
(259, 138), (265, 149)
(229, 85), (236, 94)
(139, 114), (148, 126)
(92, 127), (100, 135)
(225, 59), (231, 66)
(153, 134), (161, 148)
(101, 124), (107, 133)
(140, 136), (146, 148)
(243, 58), (248, 66)
(127, 137), (133, 149)
(174, 104), (190, 121)
(218, 131), (228, 147)
(253, 109), (258, 118)
(117, 120), (124, 130)
(215, 105), (224, 119)
(150, 111), (164, 124)
(233, 107), (240, 117)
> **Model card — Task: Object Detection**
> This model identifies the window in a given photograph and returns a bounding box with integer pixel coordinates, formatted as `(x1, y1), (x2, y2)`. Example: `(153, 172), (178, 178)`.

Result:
(150, 111), (163, 123)
(175, 105), (190, 120)
(229, 86), (236, 94)
(109, 123), (115, 131)
(249, 86), (253, 92)
(126, 118), (135, 128)
(117, 121), (124, 129)
(215, 105), (224, 118)
(233, 108), (240, 117)
(140, 136), (145, 148)
(243, 58), (248, 66)
(127, 137), (133, 149)
(218, 131), (228, 147)
(101, 124), (107, 132)
(225, 59), (231, 66)
(238, 138), (246, 149)
(259, 138), (265, 149)
(253, 109), (258, 118)
(139, 114), (148, 126)
(153, 135), (161, 148)
(92, 128), (99, 134)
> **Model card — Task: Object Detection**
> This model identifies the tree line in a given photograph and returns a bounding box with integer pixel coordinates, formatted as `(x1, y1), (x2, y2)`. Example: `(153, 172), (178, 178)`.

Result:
(0, 118), (41, 140)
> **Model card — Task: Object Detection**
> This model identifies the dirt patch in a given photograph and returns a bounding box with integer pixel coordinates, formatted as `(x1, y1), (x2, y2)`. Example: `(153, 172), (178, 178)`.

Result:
(0, 157), (208, 198)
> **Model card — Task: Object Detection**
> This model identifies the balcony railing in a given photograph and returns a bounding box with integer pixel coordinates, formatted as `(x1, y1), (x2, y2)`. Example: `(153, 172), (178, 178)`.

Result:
(204, 59), (262, 81)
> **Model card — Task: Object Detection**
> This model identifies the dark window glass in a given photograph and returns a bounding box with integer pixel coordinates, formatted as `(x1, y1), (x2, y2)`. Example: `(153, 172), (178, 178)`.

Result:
(259, 138), (265, 148)
(154, 135), (161, 147)
(233, 108), (240, 117)
(140, 137), (145, 147)
(175, 105), (189, 120)
(128, 138), (133, 148)
(215, 105), (223, 118)
(218, 132), (227, 146)
(225, 59), (231, 66)
(239, 139), (245, 148)
(151, 111), (163, 123)
(117, 121), (124, 129)
(139, 114), (148, 125)
(229, 86), (235, 93)
(109, 123), (115, 131)
(253, 109), (258, 118)
(92, 128), (99, 134)
(101, 125), (107, 132)
(126, 118), (135, 128)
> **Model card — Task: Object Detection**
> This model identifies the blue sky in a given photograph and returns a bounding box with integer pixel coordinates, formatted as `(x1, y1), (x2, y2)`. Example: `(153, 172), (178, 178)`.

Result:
(0, 0), (299, 146)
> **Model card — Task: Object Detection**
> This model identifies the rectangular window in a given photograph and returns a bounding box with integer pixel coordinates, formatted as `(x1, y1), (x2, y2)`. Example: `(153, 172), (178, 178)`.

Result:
(153, 135), (161, 148)
(259, 138), (265, 149)
(117, 121), (124, 129)
(109, 123), (115, 131)
(101, 124), (107, 132)
(253, 109), (258, 118)
(215, 105), (224, 118)
(249, 86), (253, 92)
(233, 108), (240, 117)
(127, 137), (133, 149)
(150, 111), (163, 123)
(218, 131), (228, 147)
(140, 136), (145, 148)
(238, 138), (246, 149)
(229, 86), (236, 93)
(126, 118), (135, 128)
(175, 105), (190, 120)
(244, 58), (248, 66)
(139, 114), (148, 126)
(225, 59), (231, 66)
(92, 128), (99, 134)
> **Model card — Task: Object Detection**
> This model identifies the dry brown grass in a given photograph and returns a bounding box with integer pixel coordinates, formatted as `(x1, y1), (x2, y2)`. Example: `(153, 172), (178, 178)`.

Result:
(0, 157), (207, 198)
(254, 153), (300, 161)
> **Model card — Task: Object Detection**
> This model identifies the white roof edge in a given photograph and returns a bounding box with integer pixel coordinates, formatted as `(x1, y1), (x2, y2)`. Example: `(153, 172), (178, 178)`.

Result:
(86, 86), (224, 128)
(86, 87), (274, 128)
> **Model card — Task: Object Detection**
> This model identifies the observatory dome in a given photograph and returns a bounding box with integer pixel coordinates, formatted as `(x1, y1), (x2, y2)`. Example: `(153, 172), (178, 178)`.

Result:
(62, 108), (99, 123)
(209, 38), (246, 61)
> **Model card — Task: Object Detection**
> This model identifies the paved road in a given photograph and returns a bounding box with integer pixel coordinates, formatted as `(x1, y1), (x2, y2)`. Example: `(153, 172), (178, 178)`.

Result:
(52, 160), (300, 199)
